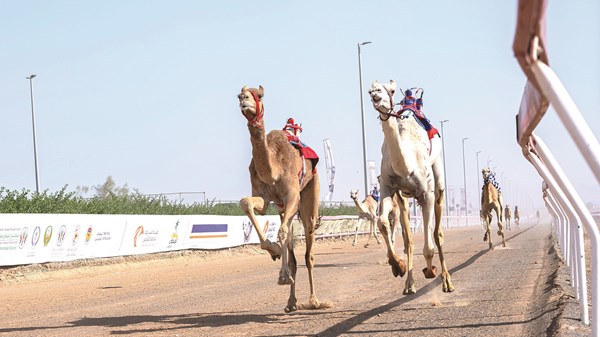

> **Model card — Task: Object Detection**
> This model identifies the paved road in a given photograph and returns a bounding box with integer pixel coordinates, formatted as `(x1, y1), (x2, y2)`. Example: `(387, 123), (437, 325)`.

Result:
(0, 220), (581, 336)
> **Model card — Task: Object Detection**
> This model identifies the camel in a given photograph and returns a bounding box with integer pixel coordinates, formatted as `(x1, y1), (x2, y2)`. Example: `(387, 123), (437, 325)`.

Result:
(238, 85), (321, 313)
(368, 80), (454, 294)
(514, 206), (520, 228)
(504, 204), (512, 231)
(350, 189), (381, 247)
(481, 168), (506, 249)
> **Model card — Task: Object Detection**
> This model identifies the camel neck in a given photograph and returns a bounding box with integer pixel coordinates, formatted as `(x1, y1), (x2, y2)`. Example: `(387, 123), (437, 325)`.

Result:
(248, 126), (278, 184)
(380, 117), (417, 177)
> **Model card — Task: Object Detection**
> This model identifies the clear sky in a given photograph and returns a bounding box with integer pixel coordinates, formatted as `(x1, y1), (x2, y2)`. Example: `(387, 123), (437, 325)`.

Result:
(1, 1), (598, 214)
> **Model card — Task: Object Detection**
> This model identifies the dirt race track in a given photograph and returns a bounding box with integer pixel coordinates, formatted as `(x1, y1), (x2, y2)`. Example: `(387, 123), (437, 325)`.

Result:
(0, 221), (592, 337)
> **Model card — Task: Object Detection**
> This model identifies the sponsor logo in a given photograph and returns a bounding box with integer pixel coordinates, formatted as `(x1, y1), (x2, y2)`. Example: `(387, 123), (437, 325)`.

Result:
(72, 225), (80, 246)
(189, 224), (228, 239)
(43, 226), (53, 246)
(168, 221), (179, 246)
(57, 225), (66, 247)
(31, 226), (41, 247)
(85, 225), (93, 244)
(134, 225), (144, 247)
(18, 227), (28, 249)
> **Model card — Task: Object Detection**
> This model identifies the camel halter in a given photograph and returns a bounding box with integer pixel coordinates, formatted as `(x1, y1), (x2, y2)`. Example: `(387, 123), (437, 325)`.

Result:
(244, 91), (264, 128)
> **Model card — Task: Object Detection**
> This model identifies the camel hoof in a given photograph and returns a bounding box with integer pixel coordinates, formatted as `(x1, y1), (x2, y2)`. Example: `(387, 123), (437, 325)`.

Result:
(352, 241), (357, 246)
(364, 244), (369, 248)
(284, 304), (297, 313)
(422, 266), (437, 279)
(390, 257), (407, 278)
(443, 281), (455, 293)
(403, 286), (416, 295)
(278, 270), (294, 285)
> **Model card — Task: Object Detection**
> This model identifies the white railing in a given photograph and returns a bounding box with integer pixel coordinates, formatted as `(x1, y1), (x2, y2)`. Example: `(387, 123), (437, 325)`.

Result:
(513, 0), (600, 334)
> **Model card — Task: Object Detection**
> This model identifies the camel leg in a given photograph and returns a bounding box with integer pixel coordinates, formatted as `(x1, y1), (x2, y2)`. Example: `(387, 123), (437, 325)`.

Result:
(352, 217), (363, 246)
(372, 217), (382, 245)
(397, 196), (415, 295)
(433, 187), (454, 292)
(484, 212), (493, 250)
(240, 196), (281, 260)
(420, 191), (437, 280)
(296, 174), (321, 312)
(378, 192), (406, 279)
(496, 206), (506, 248)
(389, 202), (400, 247)
(277, 193), (300, 289)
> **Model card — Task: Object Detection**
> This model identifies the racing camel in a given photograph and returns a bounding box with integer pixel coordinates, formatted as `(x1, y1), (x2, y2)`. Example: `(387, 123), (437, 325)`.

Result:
(481, 168), (506, 249)
(368, 80), (454, 294)
(238, 85), (323, 313)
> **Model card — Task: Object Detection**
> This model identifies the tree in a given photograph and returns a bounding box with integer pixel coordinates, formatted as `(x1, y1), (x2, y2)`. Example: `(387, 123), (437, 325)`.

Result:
(94, 176), (129, 198)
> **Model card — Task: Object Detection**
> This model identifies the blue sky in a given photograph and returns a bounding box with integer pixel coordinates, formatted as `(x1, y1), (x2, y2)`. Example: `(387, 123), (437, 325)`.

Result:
(1, 1), (598, 213)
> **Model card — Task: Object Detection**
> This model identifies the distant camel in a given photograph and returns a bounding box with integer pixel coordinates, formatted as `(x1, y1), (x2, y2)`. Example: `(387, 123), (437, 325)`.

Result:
(481, 168), (505, 250)
(514, 206), (520, 228)
(350, 189), (381, 247)
(504, 205), (512, 231)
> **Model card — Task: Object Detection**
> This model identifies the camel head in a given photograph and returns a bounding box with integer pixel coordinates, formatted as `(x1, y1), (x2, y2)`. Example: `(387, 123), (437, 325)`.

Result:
(238, 85), (265, 127)
(350, 189), (359, 200)
(481, 168), (492, 180)
(368, 80), (397, 113)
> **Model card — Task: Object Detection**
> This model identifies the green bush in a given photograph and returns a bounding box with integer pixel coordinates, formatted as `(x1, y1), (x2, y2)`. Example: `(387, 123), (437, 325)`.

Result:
(0, 186), (357, 216)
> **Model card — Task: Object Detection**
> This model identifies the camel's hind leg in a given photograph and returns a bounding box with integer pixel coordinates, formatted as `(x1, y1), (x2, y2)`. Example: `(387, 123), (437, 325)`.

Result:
(296, 173), (321, 312)
(433, 186), (454, 292)
(240, 196), (281, 260)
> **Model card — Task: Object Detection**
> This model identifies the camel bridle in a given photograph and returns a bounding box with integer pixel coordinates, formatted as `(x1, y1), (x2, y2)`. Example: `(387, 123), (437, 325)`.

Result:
(242, 90), (264, 128)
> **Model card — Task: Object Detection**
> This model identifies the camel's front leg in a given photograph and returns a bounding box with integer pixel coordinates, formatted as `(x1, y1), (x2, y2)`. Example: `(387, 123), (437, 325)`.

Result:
(496, 207), (506, 247)
(352, 217), (363, 246)
(483, 212), (493, 250)
(278, 194), (300, 288)
(397, 196), (415, 295)
(433, 187), (454, 293)
(240, 196), (281, 260)
(378, 196), (406, 278)
(420, 191), (437, 280)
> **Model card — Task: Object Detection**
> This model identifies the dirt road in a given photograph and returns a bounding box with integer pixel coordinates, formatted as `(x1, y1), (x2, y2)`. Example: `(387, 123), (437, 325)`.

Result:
(0, 221), (586, 336)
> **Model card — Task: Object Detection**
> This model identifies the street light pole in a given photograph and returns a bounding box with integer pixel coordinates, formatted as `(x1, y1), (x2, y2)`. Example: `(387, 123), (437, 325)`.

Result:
(439, 119), (449, 218)
(358, 41), (372, 198)
(462, 137), (469, 225)
(26, 74), (40, 194)
(476, 150), (482, 207)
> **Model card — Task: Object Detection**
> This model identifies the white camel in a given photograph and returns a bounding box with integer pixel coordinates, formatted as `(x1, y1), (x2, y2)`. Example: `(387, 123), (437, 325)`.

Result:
(368, 80), (454, 294)
(350, 189), (381, 247)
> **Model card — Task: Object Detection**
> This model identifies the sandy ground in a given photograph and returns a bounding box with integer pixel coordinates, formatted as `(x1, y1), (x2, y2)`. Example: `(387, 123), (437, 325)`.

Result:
(0, 220), (588, 337)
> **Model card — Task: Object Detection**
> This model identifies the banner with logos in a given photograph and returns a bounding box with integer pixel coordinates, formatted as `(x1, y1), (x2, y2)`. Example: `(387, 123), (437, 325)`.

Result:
(0, 214), (280, 267)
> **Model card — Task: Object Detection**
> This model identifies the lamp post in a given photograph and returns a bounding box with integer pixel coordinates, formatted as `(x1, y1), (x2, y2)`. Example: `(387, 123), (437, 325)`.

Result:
(476, 150), (482, 205)
(462, 137), (469, 225)
(26, 74), (40, 193)
(439, 119), (450, 218)
(357, 41), (372, 198)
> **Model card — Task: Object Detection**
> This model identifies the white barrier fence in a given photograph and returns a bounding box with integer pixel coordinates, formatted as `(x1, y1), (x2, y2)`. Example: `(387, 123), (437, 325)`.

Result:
(0, 213), (478, 267)
(0, 214), (281, 267)
(514, 0), (600, 334)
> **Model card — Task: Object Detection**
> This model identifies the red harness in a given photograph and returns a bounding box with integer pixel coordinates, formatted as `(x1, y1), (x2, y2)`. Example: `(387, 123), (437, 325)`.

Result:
(243, 91), (264, 128)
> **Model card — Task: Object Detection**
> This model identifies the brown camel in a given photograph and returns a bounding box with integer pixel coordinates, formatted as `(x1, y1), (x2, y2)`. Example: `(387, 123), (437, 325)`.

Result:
(481, 168), (506, 249)
(238, 85), (321, 313)
(350, 189), (381, 247)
